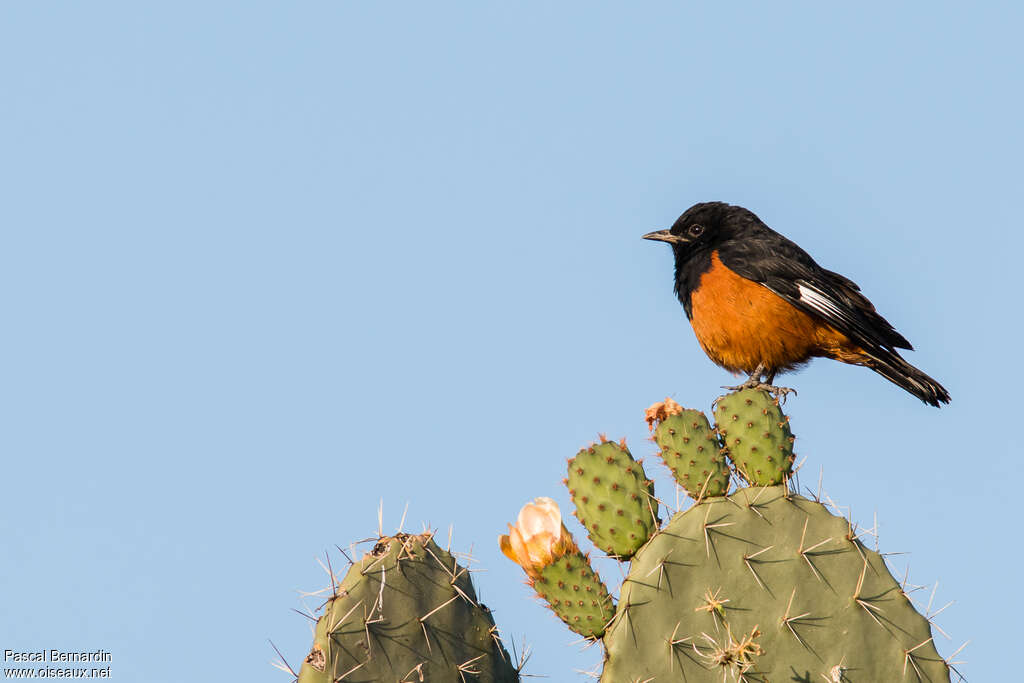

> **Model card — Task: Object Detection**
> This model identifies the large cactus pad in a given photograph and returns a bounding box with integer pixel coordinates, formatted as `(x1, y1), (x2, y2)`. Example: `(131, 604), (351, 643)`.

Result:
(601, 486), (949, 682)
(297, 533), (518, 683)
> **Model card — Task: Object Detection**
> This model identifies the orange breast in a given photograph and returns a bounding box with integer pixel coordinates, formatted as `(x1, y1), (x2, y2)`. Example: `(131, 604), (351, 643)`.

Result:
(689, 252), (865, 373)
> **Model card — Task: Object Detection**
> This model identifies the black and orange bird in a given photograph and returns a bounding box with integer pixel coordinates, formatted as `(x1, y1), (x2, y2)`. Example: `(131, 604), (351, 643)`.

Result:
(643, 201), (950, 406)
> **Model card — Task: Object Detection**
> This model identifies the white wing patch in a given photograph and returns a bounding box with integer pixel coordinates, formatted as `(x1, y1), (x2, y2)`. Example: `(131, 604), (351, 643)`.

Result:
(796, 282), (845, 319)
(761, 278), (902, 354)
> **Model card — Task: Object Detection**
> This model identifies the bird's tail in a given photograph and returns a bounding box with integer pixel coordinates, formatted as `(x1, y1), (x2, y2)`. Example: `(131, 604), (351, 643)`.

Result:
(864, 352), (950, 407)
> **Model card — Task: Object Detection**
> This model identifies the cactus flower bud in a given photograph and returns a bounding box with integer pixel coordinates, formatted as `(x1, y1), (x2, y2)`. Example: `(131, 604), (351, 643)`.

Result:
(499, 497), (578, 578)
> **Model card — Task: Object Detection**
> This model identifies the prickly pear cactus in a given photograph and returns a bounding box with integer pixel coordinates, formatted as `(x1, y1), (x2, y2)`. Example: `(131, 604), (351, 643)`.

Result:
(565, 437), (659, 558)
(647, 398), (730, 500)
(714, 388), (796, 486)
(602, 486), (949, 682)
(532, 390), (951, 681)
(298, 533), (518, 683)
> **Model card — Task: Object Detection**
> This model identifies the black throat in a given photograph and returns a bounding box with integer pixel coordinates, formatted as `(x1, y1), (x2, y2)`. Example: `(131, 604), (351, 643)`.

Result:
(672, 244), (715, 319)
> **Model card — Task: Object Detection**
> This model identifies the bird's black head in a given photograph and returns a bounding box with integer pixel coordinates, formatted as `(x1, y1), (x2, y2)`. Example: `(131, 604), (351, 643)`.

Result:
(642, 201), (732, 255)
(643, 202), (743, 318)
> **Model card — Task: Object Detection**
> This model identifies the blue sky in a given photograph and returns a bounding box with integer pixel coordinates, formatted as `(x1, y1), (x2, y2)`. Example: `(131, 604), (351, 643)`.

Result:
(1, 3), (1020, 681)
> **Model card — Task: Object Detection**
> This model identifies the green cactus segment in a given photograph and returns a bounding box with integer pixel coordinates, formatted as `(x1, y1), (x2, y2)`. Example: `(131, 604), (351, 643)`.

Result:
(532, 549), (614, 639)
(297, 533), (518, 683)
(653, 409), (730, 499)
(566, 439), (659, 558)
(714, 388), (795, 486)
(601, 486), (949, 682)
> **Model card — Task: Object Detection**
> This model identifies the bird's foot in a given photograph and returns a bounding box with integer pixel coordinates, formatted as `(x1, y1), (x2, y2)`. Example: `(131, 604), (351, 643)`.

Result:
(719, 380), (797, 404)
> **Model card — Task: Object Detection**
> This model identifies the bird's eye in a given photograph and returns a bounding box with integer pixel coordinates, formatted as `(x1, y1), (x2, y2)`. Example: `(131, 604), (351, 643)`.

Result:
(688, 224), (705, 237)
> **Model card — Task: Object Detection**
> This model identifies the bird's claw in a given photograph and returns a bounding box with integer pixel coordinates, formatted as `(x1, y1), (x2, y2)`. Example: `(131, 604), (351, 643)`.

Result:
(718, 382), (798, 405)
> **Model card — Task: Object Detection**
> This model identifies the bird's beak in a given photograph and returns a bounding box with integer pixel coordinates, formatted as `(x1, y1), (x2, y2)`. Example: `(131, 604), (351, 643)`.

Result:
(642, 229), (689, 245)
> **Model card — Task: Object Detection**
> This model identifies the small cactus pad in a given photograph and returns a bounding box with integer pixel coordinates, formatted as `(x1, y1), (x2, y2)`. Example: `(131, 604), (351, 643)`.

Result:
(532, 549), (613, 639)
(601, 487), (950, 682)
(566, 437), (659, 558)
(297, 533), (518, 683)
(714, 388), (795, 486)
(648, 399), (729, 500)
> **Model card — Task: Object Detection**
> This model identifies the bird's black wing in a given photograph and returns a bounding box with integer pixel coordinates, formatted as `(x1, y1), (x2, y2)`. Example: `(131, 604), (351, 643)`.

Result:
(718, 233), (913, 355)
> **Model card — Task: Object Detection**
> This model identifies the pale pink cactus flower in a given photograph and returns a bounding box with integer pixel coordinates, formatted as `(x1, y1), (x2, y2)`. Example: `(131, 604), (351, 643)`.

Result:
(499, 497), (578, 578)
